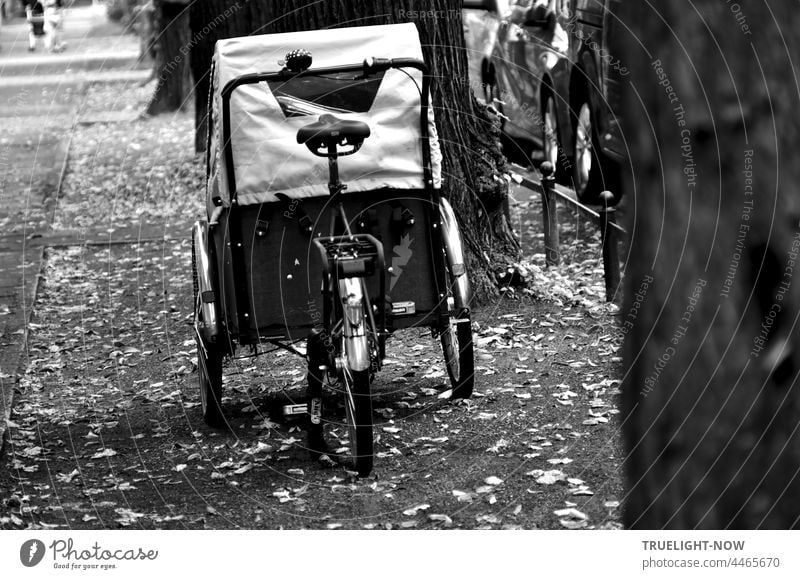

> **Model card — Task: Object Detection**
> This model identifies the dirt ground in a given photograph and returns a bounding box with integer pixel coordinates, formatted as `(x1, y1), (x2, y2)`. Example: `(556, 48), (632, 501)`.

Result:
(0, 81), (626, 530)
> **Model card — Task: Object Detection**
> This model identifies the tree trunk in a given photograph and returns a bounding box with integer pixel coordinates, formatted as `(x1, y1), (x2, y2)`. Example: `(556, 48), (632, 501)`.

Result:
(616, 1), (800, 528)
(189, 0), (519, 298)
(146, 0), (191, 115)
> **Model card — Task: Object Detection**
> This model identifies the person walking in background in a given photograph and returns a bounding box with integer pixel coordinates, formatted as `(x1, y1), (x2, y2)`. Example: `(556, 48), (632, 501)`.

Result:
(25, 0), (46, 51)
(43, 0), (65, 52)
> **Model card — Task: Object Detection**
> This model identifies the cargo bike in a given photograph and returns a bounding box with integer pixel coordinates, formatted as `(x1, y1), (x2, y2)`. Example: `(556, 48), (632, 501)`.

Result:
(192, 24), (474, 476)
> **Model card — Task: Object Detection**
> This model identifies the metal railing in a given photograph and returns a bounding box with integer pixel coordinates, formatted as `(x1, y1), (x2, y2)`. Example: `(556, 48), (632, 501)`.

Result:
(516, 161), (625, 302)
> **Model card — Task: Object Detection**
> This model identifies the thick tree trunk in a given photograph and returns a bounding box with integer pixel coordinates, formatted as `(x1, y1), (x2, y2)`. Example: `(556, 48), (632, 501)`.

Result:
(616, 1), (800, 528)
(189, 0), (519, 298)
(146, 0), (191, 115)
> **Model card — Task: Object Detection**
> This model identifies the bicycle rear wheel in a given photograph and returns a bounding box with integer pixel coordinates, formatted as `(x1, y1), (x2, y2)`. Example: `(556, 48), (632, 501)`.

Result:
(441, 313), (474, 399)
(438, 198), (474, 399)
(192, 239), (225, 427)
(197, 340), (225, 427)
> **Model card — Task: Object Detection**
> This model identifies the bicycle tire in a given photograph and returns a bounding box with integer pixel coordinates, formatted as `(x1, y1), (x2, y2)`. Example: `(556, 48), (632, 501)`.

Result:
(343, 366), (373, 477)
(198, 340), (225, 427)
(441, 315), (474, 399)
(338, 277), (375, 476)
(438, 214), (475, 399)
(192, 242), (225, 427)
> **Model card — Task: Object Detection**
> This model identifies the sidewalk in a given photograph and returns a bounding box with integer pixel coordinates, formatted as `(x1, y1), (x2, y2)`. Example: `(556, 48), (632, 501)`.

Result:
(0, 2), (148, 80)
(0, 2), (138, 58)
(0, 3), (150, 450)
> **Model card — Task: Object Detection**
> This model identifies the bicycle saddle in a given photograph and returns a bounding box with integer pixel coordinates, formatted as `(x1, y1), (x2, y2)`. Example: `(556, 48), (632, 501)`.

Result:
(297, 114), (371, 157)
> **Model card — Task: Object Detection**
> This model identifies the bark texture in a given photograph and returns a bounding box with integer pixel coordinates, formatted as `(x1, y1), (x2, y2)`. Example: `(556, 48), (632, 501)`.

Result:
(146, 0), (191, 115)
(615, 1), (800, 528)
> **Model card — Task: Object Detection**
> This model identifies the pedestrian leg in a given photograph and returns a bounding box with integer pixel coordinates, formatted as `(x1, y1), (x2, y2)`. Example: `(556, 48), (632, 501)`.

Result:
(51, 25), (62, 51)
(44, 21), (54, 51)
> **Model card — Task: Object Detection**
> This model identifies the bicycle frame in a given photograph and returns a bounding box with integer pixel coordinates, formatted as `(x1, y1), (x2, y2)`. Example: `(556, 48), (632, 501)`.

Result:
(312, 206), (386, 371)
(215, 60), (451, 346)
(195, 34), (476, 470)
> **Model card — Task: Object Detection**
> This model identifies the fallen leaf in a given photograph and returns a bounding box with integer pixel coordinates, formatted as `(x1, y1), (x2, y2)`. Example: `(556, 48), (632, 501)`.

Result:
(91, 448), (117, 459)
(403, 504), (431, 516)
(527, 469), (567, 485)
(554, 507), (587, 519)
(487, 439), (509, 453)
(56, 469), (80, 484)
(114, 508), (145, 526)
(428, 514), (453, 526)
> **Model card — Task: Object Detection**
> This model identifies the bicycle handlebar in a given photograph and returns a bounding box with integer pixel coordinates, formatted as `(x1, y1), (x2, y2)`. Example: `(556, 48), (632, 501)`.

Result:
(362, 57), (428, 76)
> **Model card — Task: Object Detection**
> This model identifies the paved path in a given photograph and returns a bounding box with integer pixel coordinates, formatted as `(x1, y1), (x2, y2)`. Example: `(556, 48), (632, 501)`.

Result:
(0, 4), (148, 449)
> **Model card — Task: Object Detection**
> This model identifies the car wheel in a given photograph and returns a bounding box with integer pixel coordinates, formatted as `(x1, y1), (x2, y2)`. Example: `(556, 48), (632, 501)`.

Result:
(542, 91), (570, 183)
(572, 98), (620, 204)
(481, 59), (497, 105)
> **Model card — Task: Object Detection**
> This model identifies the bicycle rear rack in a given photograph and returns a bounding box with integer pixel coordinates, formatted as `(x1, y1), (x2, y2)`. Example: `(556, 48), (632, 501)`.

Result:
(313, 233), (387, 359)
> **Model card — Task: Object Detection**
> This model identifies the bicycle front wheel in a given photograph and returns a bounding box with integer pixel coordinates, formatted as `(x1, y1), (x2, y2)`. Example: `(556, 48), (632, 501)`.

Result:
(343, 366), (373, 477)
(339, 277), (375, 476)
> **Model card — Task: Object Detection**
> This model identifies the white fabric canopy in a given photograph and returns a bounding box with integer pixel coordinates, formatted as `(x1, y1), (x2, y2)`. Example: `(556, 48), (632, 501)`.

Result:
(209, 23), (442, 206)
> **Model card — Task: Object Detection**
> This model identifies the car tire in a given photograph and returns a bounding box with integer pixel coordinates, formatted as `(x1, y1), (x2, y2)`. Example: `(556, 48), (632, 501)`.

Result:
(571, 96), (620, 205)
(542, 90), (571, 183)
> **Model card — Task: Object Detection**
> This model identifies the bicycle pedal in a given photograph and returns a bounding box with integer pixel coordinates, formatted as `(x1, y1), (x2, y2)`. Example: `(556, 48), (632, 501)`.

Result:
(282, 404), (307, 418)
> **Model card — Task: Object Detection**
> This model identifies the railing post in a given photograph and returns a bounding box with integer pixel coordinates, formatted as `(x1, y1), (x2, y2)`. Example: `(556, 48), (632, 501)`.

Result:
(539, 161), (559, 266)
(599, 190), (620, 301)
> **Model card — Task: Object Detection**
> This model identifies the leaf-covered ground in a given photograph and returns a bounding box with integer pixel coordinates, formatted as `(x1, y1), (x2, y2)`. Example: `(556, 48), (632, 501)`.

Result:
(0, 81), (626, 530)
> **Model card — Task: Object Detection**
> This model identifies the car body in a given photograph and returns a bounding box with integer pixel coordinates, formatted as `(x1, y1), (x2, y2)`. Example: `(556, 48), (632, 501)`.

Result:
(463, 0), (503, 105)
(566, 0), (624, 203)
(462, 0), (624, 204)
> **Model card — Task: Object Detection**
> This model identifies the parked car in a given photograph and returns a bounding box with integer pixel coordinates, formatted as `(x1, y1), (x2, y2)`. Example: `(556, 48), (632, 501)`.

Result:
(566, 0), (624, 204)
(463, 0), (501, 103)
(462, 0), (624, 205)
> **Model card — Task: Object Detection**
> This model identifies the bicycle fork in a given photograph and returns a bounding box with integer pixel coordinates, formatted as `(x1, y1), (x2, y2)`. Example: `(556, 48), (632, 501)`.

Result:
(340, 277), (369, 372)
